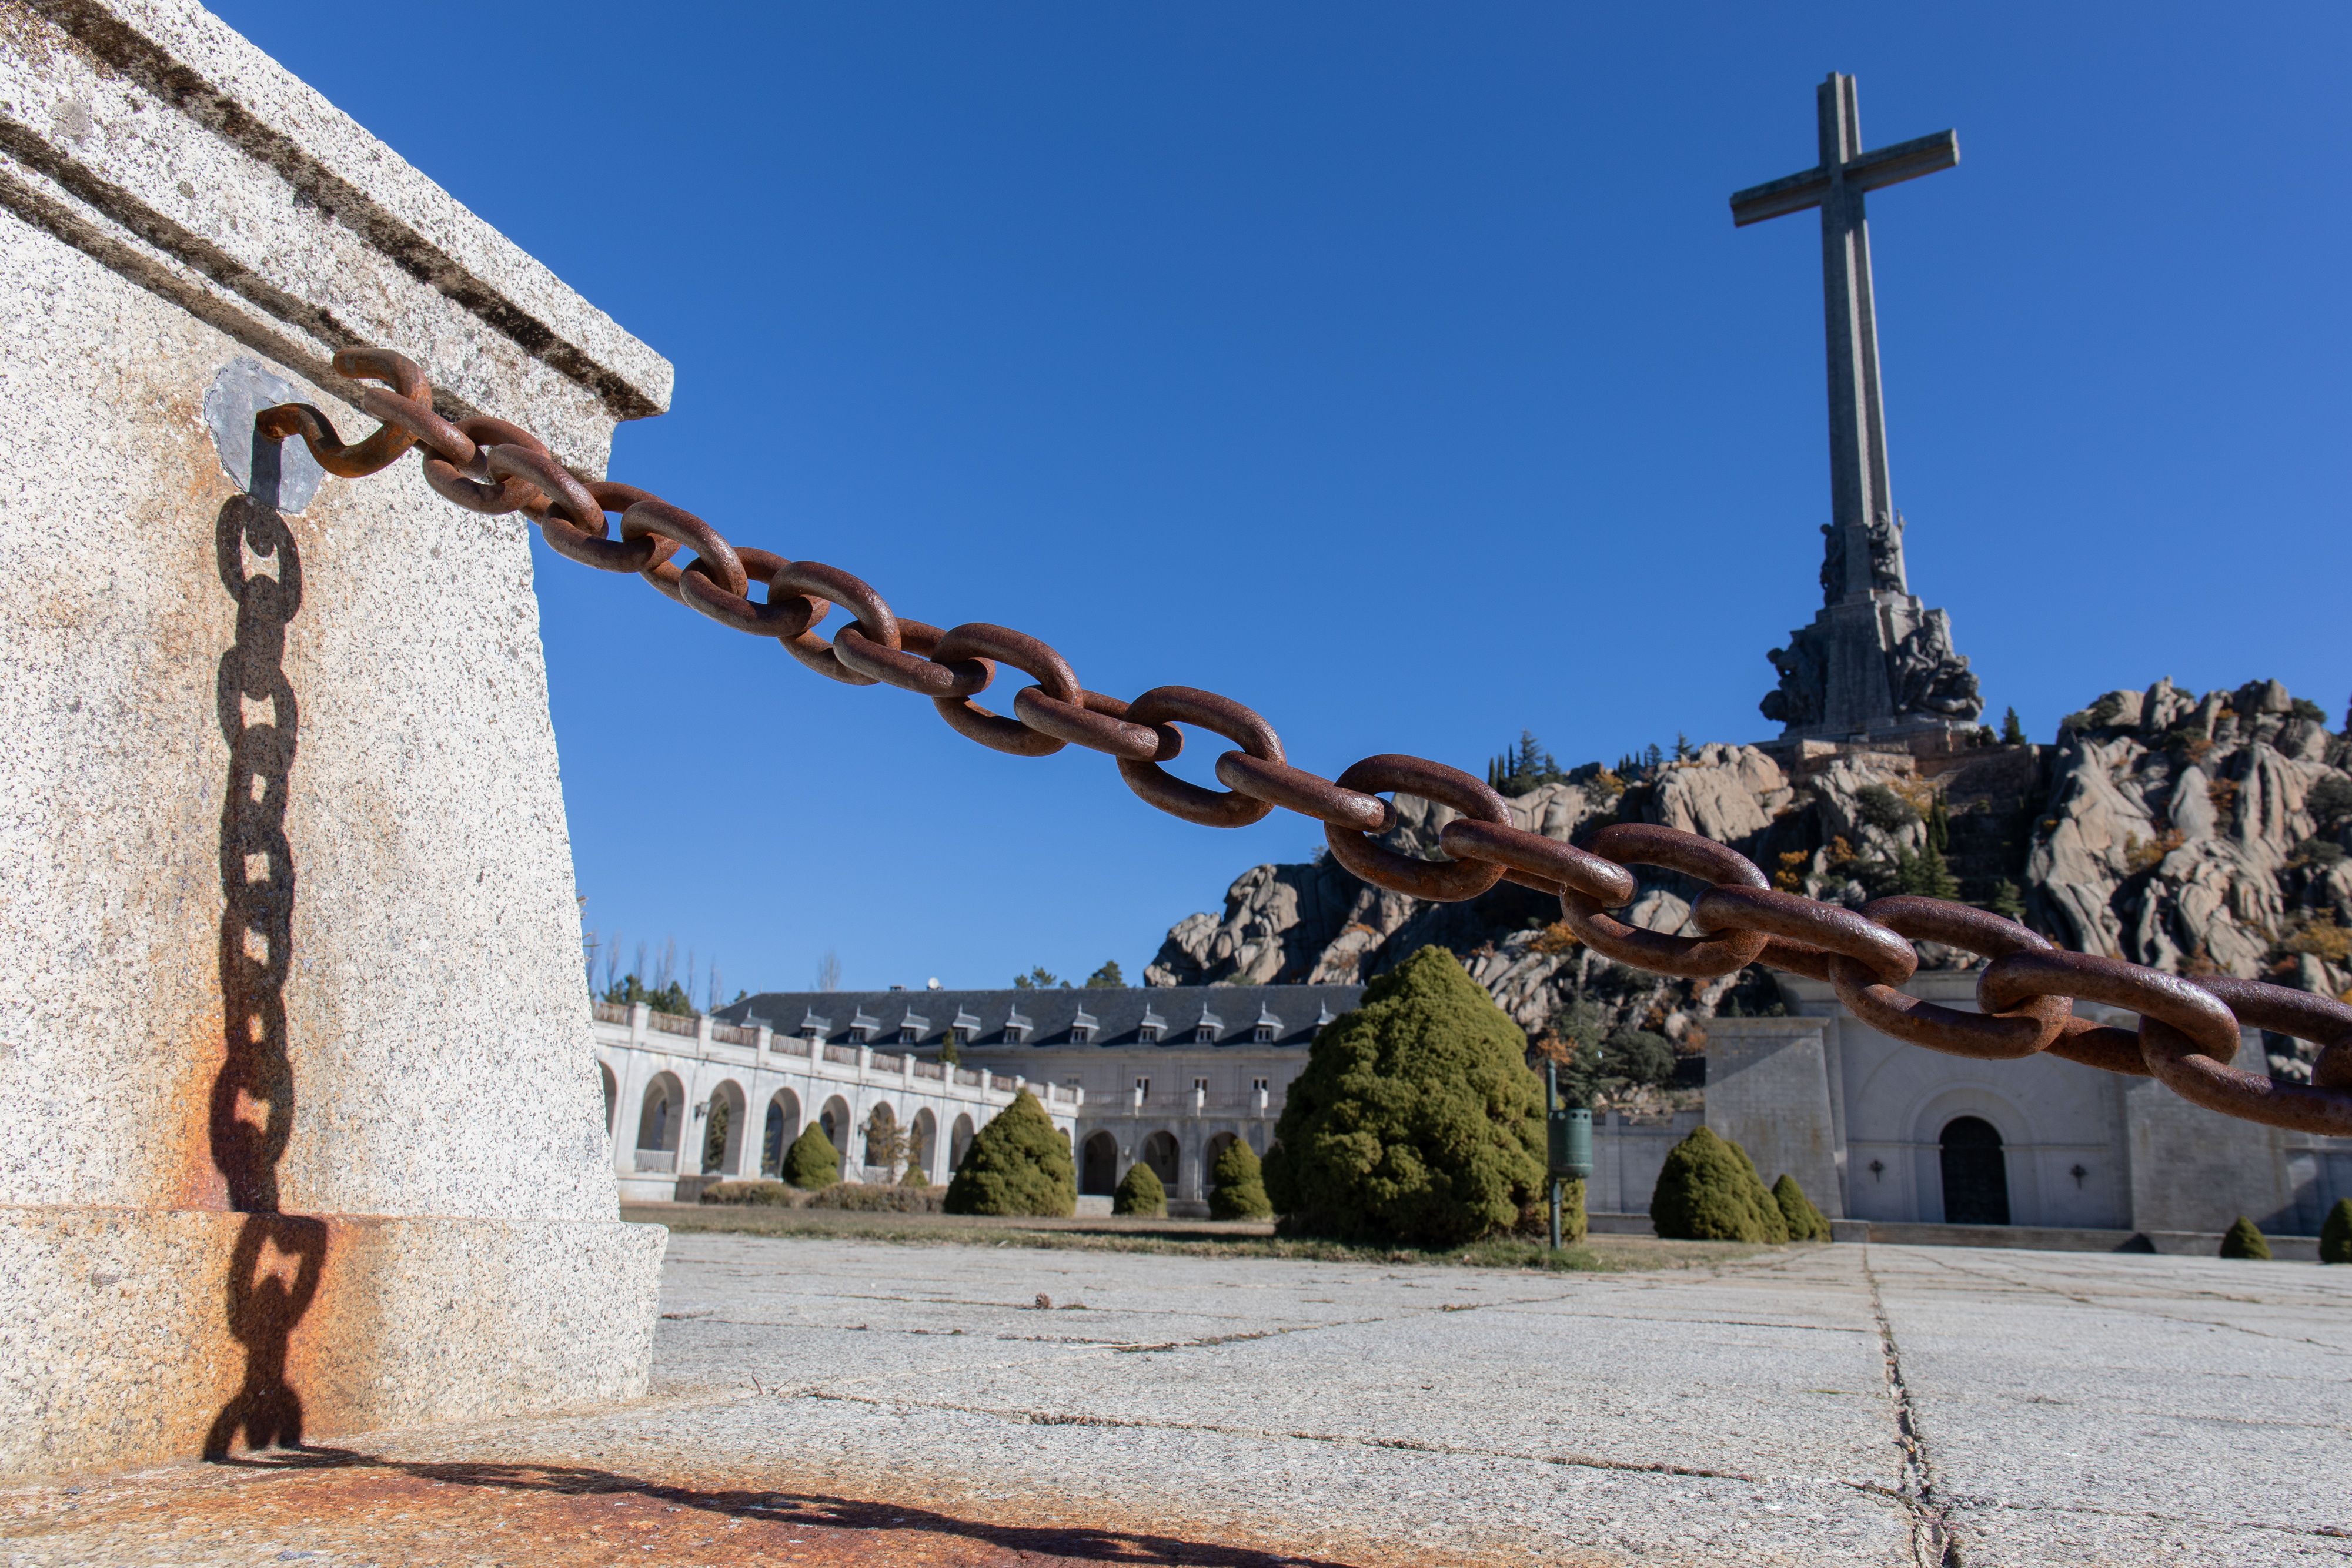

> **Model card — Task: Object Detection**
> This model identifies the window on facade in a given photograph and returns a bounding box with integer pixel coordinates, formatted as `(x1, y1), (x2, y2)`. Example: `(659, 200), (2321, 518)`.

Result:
(1135, 1077), (1150, 1101)
(1252, 1077), (1269, 1094)
(1254, 1024), (1275, 1042)
(1193, 1077), (1208, 1093)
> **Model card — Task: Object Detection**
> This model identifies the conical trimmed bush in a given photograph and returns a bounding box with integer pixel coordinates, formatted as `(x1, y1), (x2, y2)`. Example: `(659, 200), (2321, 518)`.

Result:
(1263, 946), (1546, 1247)
(782, 1122), (840, 1189)
(1773, 1174), (1832, 1242)
(1650, 1126), (1789, 1243)
(943, 1089), (1075, 1217)
(2321, 1198), (2352, 1265)
(1208, 1139), (1274, 1221)
(1114, 1160), (1166, 1217)
(2219, 1215), (2272, 1260)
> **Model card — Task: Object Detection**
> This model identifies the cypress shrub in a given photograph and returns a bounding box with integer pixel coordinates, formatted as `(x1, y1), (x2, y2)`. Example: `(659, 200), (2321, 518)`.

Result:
(1650, 1126), (1789, 1243)
(1113, 1161), (1167, 1217)
(1263, 945), (1546, 1248)
(943, 1090), (1076, 1217)
(1521, 1176), (1587, 1245)
(2220, 1216), (2272, 1259)
(1773, 1174), (1832, 1242)
(2321, 1198), (2352, 1264)
(781, 1123), (840, 1189)
(1208, 1139), (1274, 1221)
(899, 1161), (932, 1187)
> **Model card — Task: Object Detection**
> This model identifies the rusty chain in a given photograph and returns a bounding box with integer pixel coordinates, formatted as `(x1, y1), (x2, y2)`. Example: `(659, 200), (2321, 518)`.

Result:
(258, 349), (2352, 1139)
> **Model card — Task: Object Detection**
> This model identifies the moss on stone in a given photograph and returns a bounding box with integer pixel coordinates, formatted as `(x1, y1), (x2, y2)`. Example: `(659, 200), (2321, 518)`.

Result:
(1113, 1161), (1167, 1218)
(1649, 1126), (1788, 1243)
(782, 1123), (840, 1190)
(1773, 1174), (1832, 1242)
(1208, 1139), (1274, 1221)
(2219, 1215), (2272, 1259)
(943, 1090), (1076, 1217)
(1263, 946), (1546, 1248)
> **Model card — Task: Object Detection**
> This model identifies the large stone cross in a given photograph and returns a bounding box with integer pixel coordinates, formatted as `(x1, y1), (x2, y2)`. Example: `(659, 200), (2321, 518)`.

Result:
(1732, 73), (1956, 604)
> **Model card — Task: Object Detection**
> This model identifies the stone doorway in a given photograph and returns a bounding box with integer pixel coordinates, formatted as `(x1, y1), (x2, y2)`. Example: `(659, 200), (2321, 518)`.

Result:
(1939, 1116), (2009, 1225)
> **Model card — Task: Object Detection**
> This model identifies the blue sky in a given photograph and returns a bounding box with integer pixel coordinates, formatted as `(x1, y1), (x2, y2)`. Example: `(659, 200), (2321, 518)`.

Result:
(214, 2), (2350, 998)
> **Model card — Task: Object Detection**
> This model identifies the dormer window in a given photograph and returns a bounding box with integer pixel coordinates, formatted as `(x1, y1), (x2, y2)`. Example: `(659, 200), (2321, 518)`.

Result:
(1138, 1024), (1162, 1045)
(799, 1009), (831, 1043)
(848, 1008), (880, 1045)
(1194, 1007), (1223, 1044)
(952, 1008), (981, 1046)
(896, 1010), (929, 1047)
(1005, 1007), (1033, 1045)
(1070, 1024), (1093, 1044)
(1254, 1005), (1281, 1043)
(900, 1025), (920, 1045)
(801, 1025), (822, 1042)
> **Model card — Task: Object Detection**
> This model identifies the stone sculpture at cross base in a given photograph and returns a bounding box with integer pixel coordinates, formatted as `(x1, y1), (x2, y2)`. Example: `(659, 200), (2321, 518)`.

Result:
(0, 0), (666, 1475)
(1735, 73), (1984, 748)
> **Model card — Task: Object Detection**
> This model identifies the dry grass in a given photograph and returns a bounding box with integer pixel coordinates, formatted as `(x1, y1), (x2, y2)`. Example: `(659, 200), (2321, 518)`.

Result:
(624, 1203), (1771, 1273)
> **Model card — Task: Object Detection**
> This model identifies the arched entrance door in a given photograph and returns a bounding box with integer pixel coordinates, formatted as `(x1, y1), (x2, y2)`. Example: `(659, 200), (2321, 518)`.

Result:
(1080, 1131), (1119, 1196)
(1939, 1116), (2009, 1225)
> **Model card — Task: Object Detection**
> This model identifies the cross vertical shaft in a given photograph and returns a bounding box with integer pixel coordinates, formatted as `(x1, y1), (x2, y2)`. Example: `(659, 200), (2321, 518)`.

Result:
(1818, 73), (1895, 603)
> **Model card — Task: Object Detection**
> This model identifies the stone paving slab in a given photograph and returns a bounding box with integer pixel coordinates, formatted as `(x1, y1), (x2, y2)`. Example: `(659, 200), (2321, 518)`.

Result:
(4, 1233), (2349, 1566)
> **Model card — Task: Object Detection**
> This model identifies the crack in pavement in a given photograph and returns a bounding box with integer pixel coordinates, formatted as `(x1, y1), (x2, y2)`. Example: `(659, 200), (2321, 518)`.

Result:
(1864, 1251), (1957, 1568)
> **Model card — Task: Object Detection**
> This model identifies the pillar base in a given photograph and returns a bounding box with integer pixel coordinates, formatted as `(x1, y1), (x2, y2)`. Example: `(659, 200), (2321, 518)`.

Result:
(0, 1205), (666, 1479)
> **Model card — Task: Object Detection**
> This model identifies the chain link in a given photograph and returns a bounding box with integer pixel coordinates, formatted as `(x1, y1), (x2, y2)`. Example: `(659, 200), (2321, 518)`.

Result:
(261, 348), (2352, 1139)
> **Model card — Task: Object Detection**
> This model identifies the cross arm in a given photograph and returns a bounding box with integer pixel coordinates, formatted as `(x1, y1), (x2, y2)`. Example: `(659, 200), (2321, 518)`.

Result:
(1843, 129), (1959, 194)
(1730, 166), (1829, 227)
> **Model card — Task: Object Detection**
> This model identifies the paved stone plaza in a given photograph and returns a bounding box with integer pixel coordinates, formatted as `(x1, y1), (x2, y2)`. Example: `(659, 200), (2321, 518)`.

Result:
(5, 1234), (2347, 1565)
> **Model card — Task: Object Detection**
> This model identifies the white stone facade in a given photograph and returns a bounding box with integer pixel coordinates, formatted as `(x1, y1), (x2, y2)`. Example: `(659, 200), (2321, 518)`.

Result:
(1707, 972), (2352, 1240)
(592, 1002), (1080, 1202)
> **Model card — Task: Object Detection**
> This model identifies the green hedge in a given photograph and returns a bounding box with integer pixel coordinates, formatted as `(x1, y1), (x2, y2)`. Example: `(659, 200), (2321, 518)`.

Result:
(1264, 946), (1545, 1247)
(943, 1089), (1076, 1217)
(1650, 1127), (1789, 1243)
(1208, 1139), (1274, 1221)
(1114, 1161), (1167, 1218)
(701, 1179), (794, 1206)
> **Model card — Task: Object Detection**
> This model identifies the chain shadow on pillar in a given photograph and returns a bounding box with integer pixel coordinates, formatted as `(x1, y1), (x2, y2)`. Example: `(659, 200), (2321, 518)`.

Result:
(204, 434), (327, 1460)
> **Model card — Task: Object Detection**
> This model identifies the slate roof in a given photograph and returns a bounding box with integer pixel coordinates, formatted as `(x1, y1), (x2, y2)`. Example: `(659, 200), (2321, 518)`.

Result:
(719, 984), (1364, 1051)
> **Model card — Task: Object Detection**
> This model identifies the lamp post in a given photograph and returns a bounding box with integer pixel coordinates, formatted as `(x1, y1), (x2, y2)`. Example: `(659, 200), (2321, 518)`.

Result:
(1545, 1060), (1593, 1250)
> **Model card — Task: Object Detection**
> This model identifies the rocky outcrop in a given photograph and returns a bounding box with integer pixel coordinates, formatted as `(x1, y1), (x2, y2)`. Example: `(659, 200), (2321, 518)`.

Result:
(1149, 680), (2352, 1084)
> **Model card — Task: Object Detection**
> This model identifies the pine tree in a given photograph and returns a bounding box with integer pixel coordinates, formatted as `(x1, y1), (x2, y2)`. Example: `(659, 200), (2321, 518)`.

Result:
(1086, 960), (1125, 988)
(2000, 706), (2026, 746)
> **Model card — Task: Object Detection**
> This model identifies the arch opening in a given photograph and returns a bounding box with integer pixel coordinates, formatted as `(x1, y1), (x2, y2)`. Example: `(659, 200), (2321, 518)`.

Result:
(1140, 1129), (1180, 1187)
(949, 1112), (976, 1175)
(908, 1108), (938, 1183)
(704, 1079), (747, 1175)
(599, 1062), (617, 1142)
(1939, 1115), (2010, 1226)
(1080, 1131), (1119, 1196)
(636, 1072), (684, 1160)
(761, 1088), (802, 1178)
